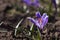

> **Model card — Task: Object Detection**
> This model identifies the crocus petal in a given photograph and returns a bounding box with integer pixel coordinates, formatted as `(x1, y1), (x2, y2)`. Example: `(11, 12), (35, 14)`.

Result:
(27, 17), (40, 28)
(36, 11), (41, 18)
(42, 15), (48, 27)
(27, 17), (36, 24)
(31, 0), (40, 7)
(23, 0), (31, 5)
(40, 14), (48, 29)
(35, 21), (41, 28)
(23, 0), (40, 7)
(40, 24), (44, 29)
(44, 16), (48, 25)
(42, 13), (47, 19)
(36, 2), (40, 7)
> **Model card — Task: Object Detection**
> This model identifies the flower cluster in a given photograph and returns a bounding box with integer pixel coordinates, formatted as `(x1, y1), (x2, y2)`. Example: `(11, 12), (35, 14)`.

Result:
(28, 11), (48, 29)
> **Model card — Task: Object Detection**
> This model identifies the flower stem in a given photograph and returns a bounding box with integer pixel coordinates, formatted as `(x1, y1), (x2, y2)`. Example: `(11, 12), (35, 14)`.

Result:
(37, 27), (42, 40)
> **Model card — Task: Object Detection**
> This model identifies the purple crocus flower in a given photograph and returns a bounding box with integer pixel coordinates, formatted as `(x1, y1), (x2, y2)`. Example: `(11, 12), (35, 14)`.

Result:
(23, 0), (40, 7)
(52, 0), (57, 9)
(27, 11), (48, 29)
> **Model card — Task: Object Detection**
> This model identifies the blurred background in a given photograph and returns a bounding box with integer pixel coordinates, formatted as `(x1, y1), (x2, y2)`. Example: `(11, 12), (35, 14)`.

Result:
(0, 0), (60, 40)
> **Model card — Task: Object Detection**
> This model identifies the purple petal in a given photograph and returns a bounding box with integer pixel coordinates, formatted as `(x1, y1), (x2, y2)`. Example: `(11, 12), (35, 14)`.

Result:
(36, 11), (41, 18)
(44, 16), (48, 25)
(31, 0), (40, 7)
(23, 0), (40, 7)
(40, 24), (44, 29)
(42, 15), (48, 27)
(40, 14), (48, 29)
(27, 17), (36, 24)
(27, 17), (40, 28)
(42, 13), (47, 19)
(23, 0), (31, 5)
(35, 21), (41, 28)
(36, 3), (40, 7)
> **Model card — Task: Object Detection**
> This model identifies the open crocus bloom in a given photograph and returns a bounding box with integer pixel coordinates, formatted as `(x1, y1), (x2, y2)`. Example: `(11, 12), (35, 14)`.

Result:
(23, 0), (40, 7)
(27, 11), (48, 29)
